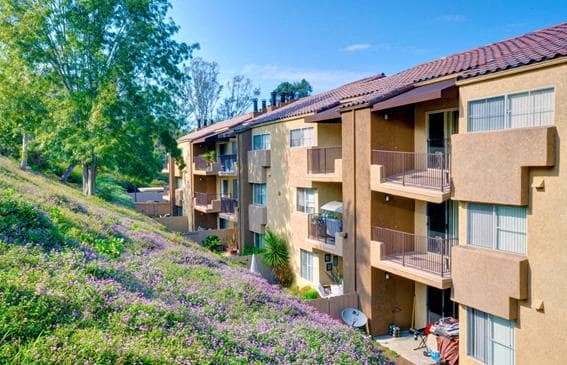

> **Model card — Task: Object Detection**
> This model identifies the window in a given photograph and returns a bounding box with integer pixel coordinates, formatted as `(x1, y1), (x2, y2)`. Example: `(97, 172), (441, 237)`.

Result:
(468, 87), (554, 132)
(252, 183), (266, 206)
(232, 180), (238, 200)
(252, 134), (271, 150)
(219, 218), (229, 229)
(290, 127), (314, 147)
(297, 188), (316, 213)
(254, 233), (265, 249)
(300, 249), (315, 282)
(468, 308), (515, 365)
(221, 179), (229, 197)
(467, 204), (527, 255)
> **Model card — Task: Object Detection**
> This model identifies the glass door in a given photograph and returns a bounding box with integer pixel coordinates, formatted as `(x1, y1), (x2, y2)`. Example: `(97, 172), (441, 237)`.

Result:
(427, 287), (458, 324)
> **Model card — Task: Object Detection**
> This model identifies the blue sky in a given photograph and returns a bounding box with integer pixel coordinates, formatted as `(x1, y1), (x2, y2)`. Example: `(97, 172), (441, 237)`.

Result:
(169, 0), (566, 99)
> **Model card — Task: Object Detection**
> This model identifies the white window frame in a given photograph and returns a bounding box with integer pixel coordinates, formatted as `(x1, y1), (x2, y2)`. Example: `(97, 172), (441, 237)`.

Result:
(252, 183), (266, 206)
(300, 249), (315, 282)
(467, 203), (527, 255)
(290, 127), (314, 148)
(296, 188), (316, 213)
(467, 308), (515, 365)
(252, 133), (271, 150)
(467, 87), (555, 132)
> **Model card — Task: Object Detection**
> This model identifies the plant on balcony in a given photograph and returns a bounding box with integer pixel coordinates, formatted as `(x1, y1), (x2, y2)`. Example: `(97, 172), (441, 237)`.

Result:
(202, 235), (222, 252)
(202, 150), (217, 165)
(263, 229), (294, 287)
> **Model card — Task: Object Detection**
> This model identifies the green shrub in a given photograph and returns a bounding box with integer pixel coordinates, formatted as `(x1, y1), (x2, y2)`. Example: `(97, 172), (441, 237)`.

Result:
(202, 235), (222, 252)
(286, 286), (320, 300)
(242, 245), (265, 256)
(0, 190), (61, 247)
(263, 230), (293, 287)
(96, 175), (134, 208)
(93, 237), (125, 258)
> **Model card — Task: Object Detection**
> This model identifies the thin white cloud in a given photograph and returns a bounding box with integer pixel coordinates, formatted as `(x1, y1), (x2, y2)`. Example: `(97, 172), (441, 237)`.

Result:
(434, 14), (467, 23)
(241, 64), (373, 92)
(341, 43), (372, 52)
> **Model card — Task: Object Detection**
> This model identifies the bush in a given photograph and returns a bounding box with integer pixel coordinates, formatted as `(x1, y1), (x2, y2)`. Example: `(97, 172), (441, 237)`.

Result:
(287, 286), (320, 301)
(96, 175), (134, 208)
(93, 236), (125, 258)
(263, 230), (293, 287)
(242, 244), (265, 256)
(202, 235), (222, 252)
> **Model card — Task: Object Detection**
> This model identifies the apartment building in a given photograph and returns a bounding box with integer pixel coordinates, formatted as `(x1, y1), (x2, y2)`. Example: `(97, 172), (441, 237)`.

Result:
(172, 113), (254, 242)
(336, 23), (567, 365)
(172, 23), (567, 365)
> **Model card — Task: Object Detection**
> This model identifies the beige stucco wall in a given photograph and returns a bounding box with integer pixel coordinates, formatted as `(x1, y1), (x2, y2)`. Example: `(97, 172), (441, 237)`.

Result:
(250, 117), (344, 287)
(456, 61), (567, 365)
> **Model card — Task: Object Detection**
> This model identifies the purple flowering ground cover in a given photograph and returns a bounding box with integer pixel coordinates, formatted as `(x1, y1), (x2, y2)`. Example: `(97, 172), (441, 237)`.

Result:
(0, 157), (392, 364)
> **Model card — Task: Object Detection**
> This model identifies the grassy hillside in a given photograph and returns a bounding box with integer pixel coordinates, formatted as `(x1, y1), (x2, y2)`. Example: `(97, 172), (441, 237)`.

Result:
(0, 157), (390, 364)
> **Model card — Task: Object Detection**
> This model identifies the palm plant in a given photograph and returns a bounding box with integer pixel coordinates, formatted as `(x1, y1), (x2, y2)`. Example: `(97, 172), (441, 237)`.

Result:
(263, 229), (293, 287)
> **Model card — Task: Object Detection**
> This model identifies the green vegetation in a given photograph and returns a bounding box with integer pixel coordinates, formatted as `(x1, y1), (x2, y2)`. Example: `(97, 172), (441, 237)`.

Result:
(263, 230), (294, 288)
(287, 286), (320, 301)
(242, 245), (266, 256)
(202, 235), (223, 252)
(0, 157), (391, 364)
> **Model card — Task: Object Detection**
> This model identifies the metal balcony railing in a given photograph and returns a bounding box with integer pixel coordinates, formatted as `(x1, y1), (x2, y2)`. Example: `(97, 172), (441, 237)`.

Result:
(219, 154), (237, 174)
(308, 214), (343, 245)
(220, 195), (238, 214)
(371, 226), (457, 277)
(307, 147), (342, 174)
(371, 150), (450, 191)
(194, 192), (217, 207)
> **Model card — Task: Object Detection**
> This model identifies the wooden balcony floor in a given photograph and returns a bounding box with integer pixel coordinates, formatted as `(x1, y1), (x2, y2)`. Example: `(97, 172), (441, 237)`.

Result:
(384, 250), (451, 277)
(384, 168), (449, 192)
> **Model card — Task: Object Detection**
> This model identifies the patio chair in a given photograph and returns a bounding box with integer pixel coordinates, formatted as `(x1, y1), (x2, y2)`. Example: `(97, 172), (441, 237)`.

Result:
(410, 327), (427, 351)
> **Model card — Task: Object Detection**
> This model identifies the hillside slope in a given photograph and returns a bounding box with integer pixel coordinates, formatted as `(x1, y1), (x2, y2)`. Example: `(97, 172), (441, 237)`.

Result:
(0, 157), (389, 364)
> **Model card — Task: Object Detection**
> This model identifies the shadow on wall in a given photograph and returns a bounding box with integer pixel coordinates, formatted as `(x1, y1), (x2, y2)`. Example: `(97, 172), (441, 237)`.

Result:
(232, 253), (276, 284)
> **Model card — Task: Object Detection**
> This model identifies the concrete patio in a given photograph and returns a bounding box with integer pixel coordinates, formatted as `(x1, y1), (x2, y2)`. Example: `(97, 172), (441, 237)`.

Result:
(376, 331), (436, 365)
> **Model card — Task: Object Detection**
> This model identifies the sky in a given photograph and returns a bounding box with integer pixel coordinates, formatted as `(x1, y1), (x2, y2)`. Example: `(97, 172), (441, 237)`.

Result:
(169, 0), (567, 100)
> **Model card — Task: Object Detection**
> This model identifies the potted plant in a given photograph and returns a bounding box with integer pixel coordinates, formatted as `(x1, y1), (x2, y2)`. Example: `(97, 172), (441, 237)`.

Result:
(202, 150), (216, 170)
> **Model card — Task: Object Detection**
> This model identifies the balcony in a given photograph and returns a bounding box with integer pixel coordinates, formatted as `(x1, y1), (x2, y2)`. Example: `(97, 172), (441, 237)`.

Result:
(248, 150), (271, 183)
(248, 204), (267, 233)
(452, 126), (556, 205)
(306, 214), (344, 256)
(193, 155), (219, 175)
(219, 154), (237, 176)
(219, 196), (238, 222)
(451, 246), (528, 320)
(371, 226), (456, 289)
(306, 147), (342, 182)
(371, 150), (451, 203)
(193, 192), (220, 213)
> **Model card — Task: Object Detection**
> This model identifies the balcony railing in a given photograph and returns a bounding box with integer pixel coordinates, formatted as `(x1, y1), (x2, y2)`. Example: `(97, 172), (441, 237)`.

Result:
(220, 196), (238, 214)
(307, 147), (342, 174)
(194, 192), (217, 207)
(194, 155), (218, 173)
(308, 214), (343, 245)
(219, 154), (237, 174)
(371, 150), (450, 191)
(371, 226), (457, 277)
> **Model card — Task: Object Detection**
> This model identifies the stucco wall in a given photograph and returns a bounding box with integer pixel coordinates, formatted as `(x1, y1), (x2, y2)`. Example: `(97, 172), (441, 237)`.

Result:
(456, 62), (567, 365)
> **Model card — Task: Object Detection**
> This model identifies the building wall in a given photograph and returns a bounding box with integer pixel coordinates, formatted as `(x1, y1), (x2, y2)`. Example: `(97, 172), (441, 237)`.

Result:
(455, 62), (567, 365)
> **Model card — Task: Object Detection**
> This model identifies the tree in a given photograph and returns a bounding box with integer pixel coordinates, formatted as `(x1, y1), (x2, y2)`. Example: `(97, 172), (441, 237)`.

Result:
(180, 57), (222, 130)
(0, 0), (194, 195)
(216, 75), (260, 120)
(273, 79), (312, 100)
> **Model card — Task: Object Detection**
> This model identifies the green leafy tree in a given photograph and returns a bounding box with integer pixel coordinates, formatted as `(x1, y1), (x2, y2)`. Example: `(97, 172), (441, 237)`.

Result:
(272, 79), (312, 100)
(0, 0), (195, 195)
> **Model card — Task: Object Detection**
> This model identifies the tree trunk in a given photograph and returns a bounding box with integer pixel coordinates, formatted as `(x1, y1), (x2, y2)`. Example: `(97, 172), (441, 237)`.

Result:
(60, 163), (77, 182)
(82, 157), (97, 196)
(20, 133), (30, 169)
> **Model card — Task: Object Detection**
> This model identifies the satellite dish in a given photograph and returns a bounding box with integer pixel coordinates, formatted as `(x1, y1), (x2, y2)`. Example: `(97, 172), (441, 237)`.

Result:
(341, 308), (368, 328)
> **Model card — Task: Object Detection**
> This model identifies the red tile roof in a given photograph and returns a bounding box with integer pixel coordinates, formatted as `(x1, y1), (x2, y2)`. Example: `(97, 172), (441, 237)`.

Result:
(343, 22), (567, 108)
(246, 22), (567, 124)
(178, 113), (253, 143)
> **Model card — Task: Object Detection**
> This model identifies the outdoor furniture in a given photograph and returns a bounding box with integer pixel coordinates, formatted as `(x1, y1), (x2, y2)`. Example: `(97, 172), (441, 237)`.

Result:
(411, 328), (427, 350)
